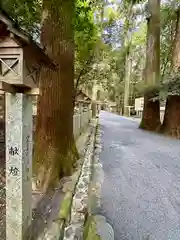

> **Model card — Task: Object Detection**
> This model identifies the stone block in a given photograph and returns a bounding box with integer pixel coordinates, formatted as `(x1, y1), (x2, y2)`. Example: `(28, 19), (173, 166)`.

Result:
(6, 93), (32, 240)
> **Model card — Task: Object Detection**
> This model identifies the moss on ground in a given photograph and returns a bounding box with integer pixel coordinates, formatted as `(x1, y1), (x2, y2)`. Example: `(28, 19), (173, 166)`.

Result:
(58, 170), (81, 220)
(83, 216), (101, 240)
(139, 119), (144, 129)
(59, 192), (72, 220)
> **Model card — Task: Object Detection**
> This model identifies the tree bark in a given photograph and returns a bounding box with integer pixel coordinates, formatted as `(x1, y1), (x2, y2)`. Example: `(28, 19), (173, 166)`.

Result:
(172, 8), (180, 70)
(161, 95), (180, 138)
(33, 0), (78, 192)
(91, 84), (98, 117)
(91, 2), (105, 118)
(139, 0), (161, 131)
(123, 3), (133, 117)
(161, 8), (180, 137)
(124, 54), (132, 116)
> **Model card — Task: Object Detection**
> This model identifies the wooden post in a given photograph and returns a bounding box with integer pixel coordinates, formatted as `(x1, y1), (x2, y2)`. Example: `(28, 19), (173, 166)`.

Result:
(6, 92), (33, 239)
(88, 103), (91, 121)
(79, 102), (83, 131)
(124, 56), (132, 117)
(123, 6), (134, 117)
(92, 85), (98, 118)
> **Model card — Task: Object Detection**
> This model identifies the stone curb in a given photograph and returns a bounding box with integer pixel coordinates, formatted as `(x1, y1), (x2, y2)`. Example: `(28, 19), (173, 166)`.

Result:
(63, 118), (98, 240)
(88, 123), (104, 212)
(84, 123), (115, 240)
(83, 215), (114, 240)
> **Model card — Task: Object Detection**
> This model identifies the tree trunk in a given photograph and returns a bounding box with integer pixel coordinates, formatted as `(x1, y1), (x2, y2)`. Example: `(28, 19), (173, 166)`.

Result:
(33, 0), (78, 192)
(161, 95), (180, 138)
(139, 0), (161, 131)
(172, 8), (180, 70)
(123, 3), (133, 117)
(91, 2), (105, 118)
(161, 8), (180, 137)
(139, 92), (160, 131)
(124, 55), (132, 116)
(91, 84), (98, 117)
(91, 101), (97, 117)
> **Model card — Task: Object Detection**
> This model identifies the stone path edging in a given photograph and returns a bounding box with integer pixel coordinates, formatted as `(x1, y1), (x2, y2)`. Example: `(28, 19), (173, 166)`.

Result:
(63, 119), (98, 239)
(37, 120), (96, 240)
(84, 123), (115, 240)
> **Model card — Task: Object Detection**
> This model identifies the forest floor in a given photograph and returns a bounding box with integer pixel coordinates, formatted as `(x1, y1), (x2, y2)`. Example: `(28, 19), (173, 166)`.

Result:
(99, 111), (180, 240)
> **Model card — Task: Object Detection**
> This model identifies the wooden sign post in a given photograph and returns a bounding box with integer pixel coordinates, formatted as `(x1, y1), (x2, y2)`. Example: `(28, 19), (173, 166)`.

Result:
(79, 101), (83, 132)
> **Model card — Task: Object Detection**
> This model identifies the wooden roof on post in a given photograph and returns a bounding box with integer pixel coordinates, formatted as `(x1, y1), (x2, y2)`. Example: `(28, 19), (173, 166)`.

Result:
(76, 90), (92, 103)
(0, 8), (55, 70)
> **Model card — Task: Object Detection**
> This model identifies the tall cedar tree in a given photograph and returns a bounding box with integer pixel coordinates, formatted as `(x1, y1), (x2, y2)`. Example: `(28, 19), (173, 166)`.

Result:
(139, 0), (161, 131)
(123, 2), (133, 116)
(33, 0), (78, 192)
(91, 2), (104, 118)
(161, 8), (180, 138)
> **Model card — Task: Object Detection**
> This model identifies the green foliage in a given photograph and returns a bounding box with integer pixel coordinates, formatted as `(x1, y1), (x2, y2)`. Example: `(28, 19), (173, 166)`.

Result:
(160, 72), (180, 97)
(2, 0), (99, 90)
(160, 3), (177, 78)
(132, 22), (146, 46)
(83, 216), (101, 240)
(75, 0), (99, 88)
(1, 0), (40, 36)
(75, 0), (98, 53)
(59, 192), (72, 220)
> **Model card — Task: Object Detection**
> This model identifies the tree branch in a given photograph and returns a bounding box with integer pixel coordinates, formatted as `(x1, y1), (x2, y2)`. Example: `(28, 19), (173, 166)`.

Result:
(75, 55), (94, 92)
(73, 55), (94, 107)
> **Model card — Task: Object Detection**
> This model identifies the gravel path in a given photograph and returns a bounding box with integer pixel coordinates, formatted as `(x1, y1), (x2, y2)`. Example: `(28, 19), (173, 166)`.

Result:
(99, 111), (180, 240)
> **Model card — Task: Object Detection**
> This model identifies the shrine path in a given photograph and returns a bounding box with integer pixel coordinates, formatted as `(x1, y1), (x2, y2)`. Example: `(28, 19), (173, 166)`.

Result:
(99, 111), (180, 240)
